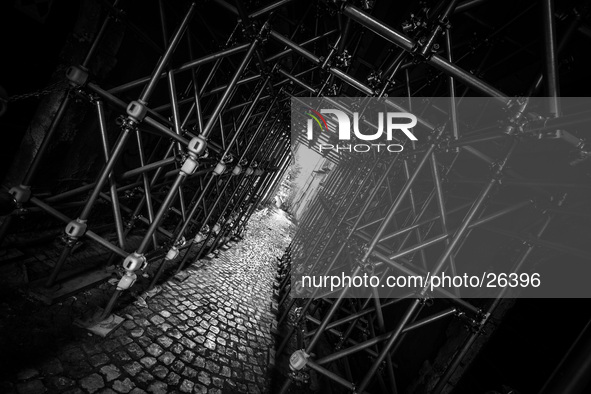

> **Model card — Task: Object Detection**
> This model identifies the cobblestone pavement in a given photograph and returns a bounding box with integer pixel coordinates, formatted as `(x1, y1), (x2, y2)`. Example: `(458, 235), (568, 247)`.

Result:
(0, 207), (294, 394)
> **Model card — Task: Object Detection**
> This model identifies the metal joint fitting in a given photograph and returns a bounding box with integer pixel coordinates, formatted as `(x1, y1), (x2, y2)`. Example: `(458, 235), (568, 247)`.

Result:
(289, 349), (310, 371)
(194, 232), (206, 243)
(165, 246), (180, 261)
(66, 65), (89, 87)
(180, 156), (199, 176)
(213, 162), (226, 176)
(232, 165), (242, 176)
(123, 252), (147, 272)
(9, 184), (31, 204)
(117, 271), (137, 291)
(65, 218), (88, 238)
(126, 100), (148, 123)
(245, 167), (254, 176)
(188, 135), (207, 157)
(254, 168), (264, 176)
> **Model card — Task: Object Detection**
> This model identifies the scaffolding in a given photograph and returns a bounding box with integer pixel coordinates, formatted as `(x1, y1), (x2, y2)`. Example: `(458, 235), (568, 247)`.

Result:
(1, 0), (591, 392)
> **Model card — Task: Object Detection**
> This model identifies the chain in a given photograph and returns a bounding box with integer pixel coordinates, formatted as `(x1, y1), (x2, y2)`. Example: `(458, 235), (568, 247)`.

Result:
(7, 80), (69, 102)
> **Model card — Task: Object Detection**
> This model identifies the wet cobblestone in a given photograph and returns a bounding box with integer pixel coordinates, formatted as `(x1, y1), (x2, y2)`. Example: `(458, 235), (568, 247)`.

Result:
(0, 208), (294, 393)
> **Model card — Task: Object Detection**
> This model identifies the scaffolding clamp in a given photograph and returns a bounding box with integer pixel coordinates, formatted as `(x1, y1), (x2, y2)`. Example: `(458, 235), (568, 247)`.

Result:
(289, 349), (310, 371)
(126, 100), (148, 123)
(232, 165), (242, 176)
(116, 271), (137, 291)
(66, 65), (89, 87)
(180, 155), (199, 176)
(188, 135), (207, 157)
(8, 184), (31, 204)
(123, 252), (147, 272)
(165, 246), (180, 261)
(213, 161), (227, 176)
(65, 218), (88, 238)
(193, 231), (206, 243)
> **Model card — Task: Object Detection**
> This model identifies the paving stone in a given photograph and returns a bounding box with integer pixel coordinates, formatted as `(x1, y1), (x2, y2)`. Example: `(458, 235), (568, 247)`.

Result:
(122, 362), (142, 377)
(130, 328), (144, 338)
(170, 360), (185, 374)
(159, 310), (171, 318)
(137, 337), (152, 347)
(156, 336), (173, 348)
(179, 337), (195, 349)
(113, 350), (132, 362)
(220, 366), (231, 378)
(157, 351), (175, 365)
(211, 377), (223, 388)
(136, 371), (154, 385)
(197, 371), (211, 386)
(194, 356), (205, 368)
(126, 343), (145, 359)
(119, 336), (133, 346)
(152, 366), (168, 380)
(204, 361), (220, 374)
(179, 350), (194, 363)
(169, 343), (184, 355)
(181, 366), (197, 378)
(112, 378), (134, 394)
(99, 365), (121, 382)
(145, 344), (163, 358)
(129, 389), (147, 394)
(232, 370), (243, 380)
(165, 372), (180, 386)
(146, 381), (167, 394)
(48, 376), (74, 390)
(179, 379), (194, 393)
(208, 326), (220, 335)
(167, 329), (182, 339)
(139, 356), (157, 369)
(81, 343), (102, 356)
(79, 373), (105, 393)
(204, 339), (216, 350)
(89, 353), (110, 367)
(136, 318), (150, 327)
(149, 315), (165, 325)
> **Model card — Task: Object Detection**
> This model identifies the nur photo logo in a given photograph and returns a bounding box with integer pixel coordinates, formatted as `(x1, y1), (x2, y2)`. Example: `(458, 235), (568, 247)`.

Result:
(302, 105), (418, 153)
